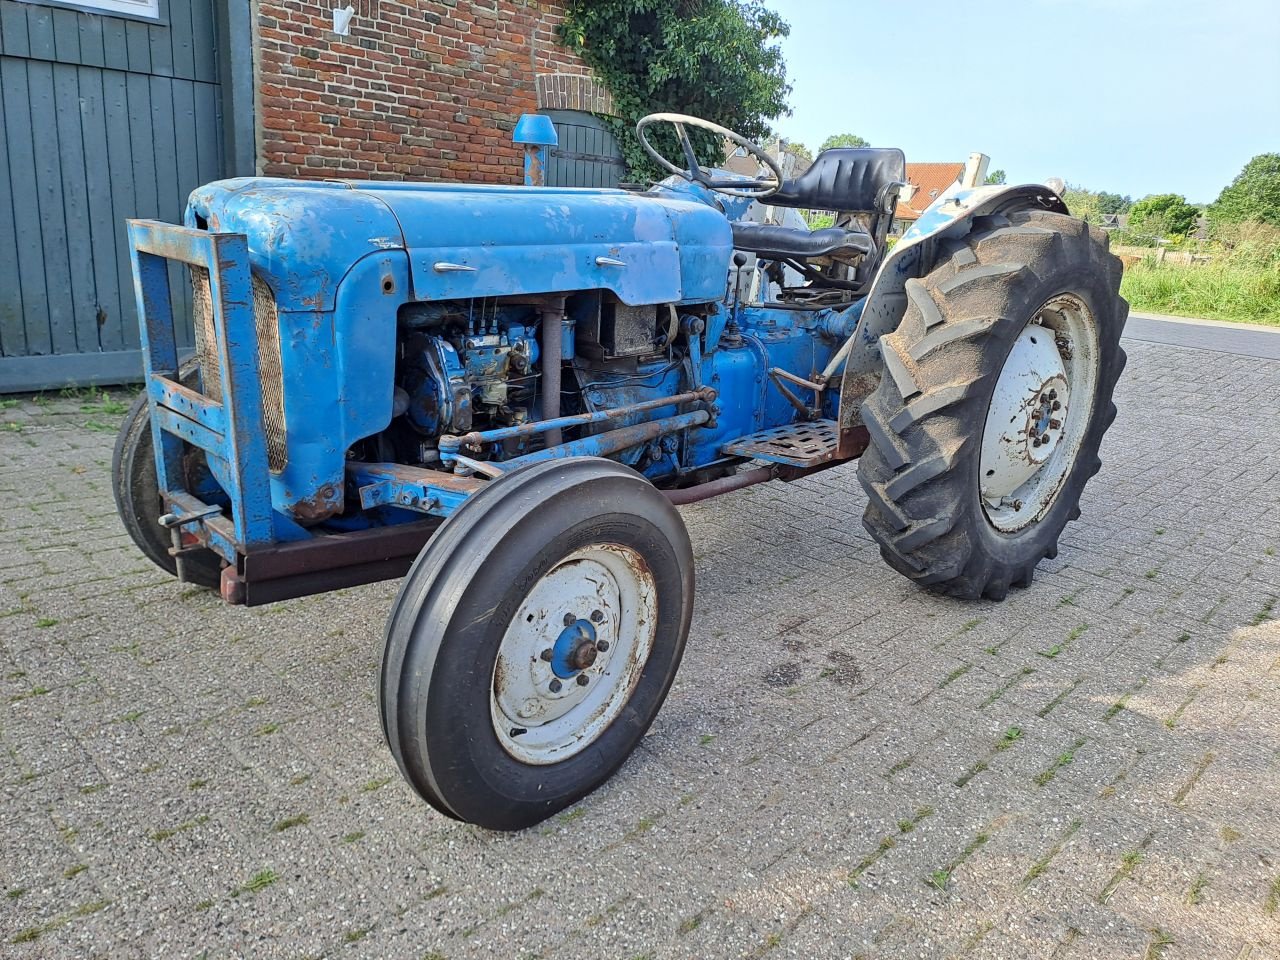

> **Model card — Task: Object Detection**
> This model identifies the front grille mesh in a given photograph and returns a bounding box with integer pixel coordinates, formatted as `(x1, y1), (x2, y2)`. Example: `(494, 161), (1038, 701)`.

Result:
(190, 266), (219, 396)
(190, 266), (288, 472)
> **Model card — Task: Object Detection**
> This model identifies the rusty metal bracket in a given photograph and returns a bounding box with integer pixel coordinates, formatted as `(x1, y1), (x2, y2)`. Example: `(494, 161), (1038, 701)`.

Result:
(347, 462), (485, 516)
(767, 367), (821, 420)
(221, 519), (444, 606)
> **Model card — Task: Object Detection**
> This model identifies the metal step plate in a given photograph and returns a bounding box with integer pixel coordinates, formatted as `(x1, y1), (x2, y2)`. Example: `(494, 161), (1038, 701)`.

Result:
(720, 419), (839, 468)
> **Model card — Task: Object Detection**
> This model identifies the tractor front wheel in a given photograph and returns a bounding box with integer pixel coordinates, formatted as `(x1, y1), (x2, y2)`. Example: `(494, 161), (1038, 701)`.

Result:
(380, 457), (694, 830)
(112, 377), (224, 589)
(858, 209), (1127, 600)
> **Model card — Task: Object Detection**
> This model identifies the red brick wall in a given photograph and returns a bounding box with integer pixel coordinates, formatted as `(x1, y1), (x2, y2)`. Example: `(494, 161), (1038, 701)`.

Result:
(256, 0), (593, 182)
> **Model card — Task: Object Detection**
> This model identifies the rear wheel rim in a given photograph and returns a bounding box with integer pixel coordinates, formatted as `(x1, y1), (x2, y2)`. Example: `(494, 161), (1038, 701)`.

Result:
(979, 293), (1100, 532)
(490, 544), (658, 765)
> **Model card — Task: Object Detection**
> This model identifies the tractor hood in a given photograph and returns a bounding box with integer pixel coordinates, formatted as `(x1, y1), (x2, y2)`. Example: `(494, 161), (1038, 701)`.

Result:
(186, 178), (734, 312)
(186, 179), (405, 312)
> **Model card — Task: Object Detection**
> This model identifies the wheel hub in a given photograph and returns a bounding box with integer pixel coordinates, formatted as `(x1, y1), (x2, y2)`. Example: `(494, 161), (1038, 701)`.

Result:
(491, 545), (657, 764)
(549, 618), (601, 677)
(979, 295), (1099, 532)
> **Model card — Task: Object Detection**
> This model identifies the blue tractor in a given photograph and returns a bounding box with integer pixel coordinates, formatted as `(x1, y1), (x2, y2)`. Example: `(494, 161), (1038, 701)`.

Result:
(113, 113), (1126, 829)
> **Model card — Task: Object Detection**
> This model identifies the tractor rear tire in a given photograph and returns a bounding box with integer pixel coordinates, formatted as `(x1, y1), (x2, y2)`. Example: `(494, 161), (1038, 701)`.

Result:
(857, 209), (1127, 600)
(112, 374), (224, 589)
(380, 457), (694, 831)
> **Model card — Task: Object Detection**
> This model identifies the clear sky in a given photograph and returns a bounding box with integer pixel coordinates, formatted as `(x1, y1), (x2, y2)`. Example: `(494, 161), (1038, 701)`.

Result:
(765, 0), (1280, 203)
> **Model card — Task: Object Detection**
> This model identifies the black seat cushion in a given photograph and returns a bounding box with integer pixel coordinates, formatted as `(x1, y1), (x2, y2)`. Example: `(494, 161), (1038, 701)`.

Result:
(731, 221), (872, 261)
(769, 147), (906, 211)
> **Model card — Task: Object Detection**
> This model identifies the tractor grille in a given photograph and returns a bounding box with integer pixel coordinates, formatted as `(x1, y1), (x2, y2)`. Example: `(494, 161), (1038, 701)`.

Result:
(190, 266), (288, 472)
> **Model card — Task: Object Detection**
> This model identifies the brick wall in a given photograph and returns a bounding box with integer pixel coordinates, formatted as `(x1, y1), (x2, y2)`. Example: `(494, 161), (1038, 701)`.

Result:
(256, 0), (597, 182)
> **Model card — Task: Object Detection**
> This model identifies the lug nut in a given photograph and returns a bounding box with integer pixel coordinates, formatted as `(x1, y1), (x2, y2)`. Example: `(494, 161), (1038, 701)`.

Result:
(1049, 419), (1061, 429)
(540, 648), (553, 662)
(1049, 389), (1057, 400)
(1051, 401), (1061, 411)
(590, 610), (604, 623)
(549, 679), (563, 694)
(563, 613), (576, 626)
(596, 640), (610, 652)
(576, 675), (590, 687)
(1033, 436), (1043, 447)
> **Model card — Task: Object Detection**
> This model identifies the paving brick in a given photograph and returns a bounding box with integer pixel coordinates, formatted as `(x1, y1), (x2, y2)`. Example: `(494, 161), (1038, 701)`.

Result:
(1, 338), (1279, 955)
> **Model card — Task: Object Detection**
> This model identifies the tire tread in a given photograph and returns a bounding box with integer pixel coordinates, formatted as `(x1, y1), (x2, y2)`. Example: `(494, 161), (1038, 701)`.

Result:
(856, 208), (1128, 600)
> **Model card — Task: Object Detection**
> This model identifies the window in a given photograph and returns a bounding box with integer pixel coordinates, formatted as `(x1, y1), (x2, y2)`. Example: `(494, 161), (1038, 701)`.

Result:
(22, 0), (161, 20)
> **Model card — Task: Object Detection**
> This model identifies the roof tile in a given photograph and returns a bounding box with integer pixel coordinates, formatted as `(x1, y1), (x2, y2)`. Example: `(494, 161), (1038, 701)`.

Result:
(895, 162), (965, 220)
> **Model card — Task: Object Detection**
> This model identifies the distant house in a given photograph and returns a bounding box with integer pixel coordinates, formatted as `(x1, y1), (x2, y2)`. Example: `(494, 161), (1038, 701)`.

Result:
(723, 138), (811, 180)
(893, 154), (990, 233)
(729, 146), (995, 234)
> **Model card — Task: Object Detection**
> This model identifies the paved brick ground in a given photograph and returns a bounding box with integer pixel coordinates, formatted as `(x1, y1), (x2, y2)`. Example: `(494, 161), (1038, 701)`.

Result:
(1, 336), (1278, 959)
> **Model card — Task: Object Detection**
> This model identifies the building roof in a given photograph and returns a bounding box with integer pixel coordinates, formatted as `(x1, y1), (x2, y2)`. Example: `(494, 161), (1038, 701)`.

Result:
(895, 162), (965, 221)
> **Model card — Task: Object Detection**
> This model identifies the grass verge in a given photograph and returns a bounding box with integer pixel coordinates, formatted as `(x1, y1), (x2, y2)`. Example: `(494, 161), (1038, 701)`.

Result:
(1120, 260), (1280, 325)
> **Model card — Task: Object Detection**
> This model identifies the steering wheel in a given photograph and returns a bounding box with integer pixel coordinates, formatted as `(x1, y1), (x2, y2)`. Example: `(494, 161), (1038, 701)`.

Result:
(636, 112), (783, 199)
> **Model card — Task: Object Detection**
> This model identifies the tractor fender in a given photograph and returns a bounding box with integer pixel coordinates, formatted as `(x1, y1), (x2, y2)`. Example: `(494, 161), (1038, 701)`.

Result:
(836, 183), (1069, 431)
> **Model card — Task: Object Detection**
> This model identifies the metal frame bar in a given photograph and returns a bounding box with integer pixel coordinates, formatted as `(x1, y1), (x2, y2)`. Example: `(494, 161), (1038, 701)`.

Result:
(346, 462), (485, 517)
(223, 520), (444, 606)
(350, 410), (710, 518)
(438, 387), (716, 463)
(502, 410), (710, 468)
(127, 219), (275, 551)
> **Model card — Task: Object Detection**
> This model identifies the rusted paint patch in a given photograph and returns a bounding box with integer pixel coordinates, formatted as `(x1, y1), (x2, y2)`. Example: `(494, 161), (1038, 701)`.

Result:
(290, 482), (341, 524)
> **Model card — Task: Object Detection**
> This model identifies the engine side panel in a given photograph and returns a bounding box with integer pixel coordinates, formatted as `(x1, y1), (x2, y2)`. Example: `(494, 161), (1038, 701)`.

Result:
(350, 182), (734, 305)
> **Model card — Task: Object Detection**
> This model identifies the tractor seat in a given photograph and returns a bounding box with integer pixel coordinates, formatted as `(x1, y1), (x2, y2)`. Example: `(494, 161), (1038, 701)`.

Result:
(768, 146), (906, 212)
(731, 221), (872, 262)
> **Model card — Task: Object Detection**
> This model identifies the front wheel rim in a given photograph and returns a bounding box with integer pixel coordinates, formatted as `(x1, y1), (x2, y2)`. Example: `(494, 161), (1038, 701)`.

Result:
(490, 544), (658, 765)
(979, 293), (1100, 532)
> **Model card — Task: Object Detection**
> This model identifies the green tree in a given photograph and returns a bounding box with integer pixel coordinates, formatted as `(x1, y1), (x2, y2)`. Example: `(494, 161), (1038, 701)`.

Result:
(1128, 193), (1200, 238)
(781, 140), (812, 166)
(559, 0), (791, 180)
(1095, 192), (1132, 216)
(984, 169), (1006, 185)
(1059, 185), (1132, 224)
(819, 133), (869, 152)
(1062, 185), (1103, 225)
(1208, 153), (1280, 227)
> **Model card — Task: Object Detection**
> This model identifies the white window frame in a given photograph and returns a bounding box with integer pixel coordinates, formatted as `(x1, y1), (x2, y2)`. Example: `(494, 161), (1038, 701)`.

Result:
(18, 0), (161, 22)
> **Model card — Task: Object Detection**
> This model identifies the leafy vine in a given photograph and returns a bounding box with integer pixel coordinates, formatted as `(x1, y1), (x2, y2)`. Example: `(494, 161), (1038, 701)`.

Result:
(557, 0), (791, 181)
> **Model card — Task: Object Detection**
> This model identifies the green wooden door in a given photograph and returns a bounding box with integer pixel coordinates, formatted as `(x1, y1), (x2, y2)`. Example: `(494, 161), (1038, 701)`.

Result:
(0, 0), (223, 391)
(544, 110), (626, 189)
